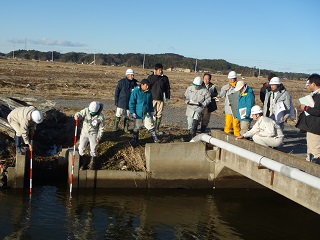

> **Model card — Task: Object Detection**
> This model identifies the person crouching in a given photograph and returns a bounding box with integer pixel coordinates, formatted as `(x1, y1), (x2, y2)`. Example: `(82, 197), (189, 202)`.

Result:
(129, 79), (159, 147)
(74, 101), (105, 170)
(236, 105), (284, 148)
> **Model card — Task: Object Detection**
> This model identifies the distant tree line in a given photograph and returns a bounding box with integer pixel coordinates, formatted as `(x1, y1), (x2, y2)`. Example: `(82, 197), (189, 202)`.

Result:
(0, 50), (309, 80)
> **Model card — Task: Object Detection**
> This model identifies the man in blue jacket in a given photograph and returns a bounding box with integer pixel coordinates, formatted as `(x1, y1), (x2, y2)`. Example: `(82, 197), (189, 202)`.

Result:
(129, 79), (159, 147)
(113, 68), (138, 132)
(234, 80), (255, 135)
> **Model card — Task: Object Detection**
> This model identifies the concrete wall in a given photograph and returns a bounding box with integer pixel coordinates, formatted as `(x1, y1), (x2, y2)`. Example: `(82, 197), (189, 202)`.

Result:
(209, 130), (320, 214)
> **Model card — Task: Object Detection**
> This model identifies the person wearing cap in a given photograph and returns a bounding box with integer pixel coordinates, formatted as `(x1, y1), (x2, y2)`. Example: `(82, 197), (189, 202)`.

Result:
(200, 73), (218, 133)
(74, 101), (105, 170)
(262, 77), (293, 130)
(219, 71), (241, 136)
(236, 105), (284, 148)
(185, 76), (211, 138)
(129, 79), (159, 147)
(7, 106), (43, 154)
(113, 68), (138, 133)
(296, 73), (320, 164)
(260, 72), (277, 104)
(148, 63), (171, 133)
(234, 80), (255, 135)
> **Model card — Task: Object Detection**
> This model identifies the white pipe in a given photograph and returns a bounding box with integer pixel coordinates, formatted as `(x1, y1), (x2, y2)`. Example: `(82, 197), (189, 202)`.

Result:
(191, 134), (320, 190)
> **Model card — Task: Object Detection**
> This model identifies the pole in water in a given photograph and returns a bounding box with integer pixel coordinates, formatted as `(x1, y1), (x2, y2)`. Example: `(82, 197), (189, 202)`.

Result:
(30, 140), (33, 196)
(69, 118), (78, 199)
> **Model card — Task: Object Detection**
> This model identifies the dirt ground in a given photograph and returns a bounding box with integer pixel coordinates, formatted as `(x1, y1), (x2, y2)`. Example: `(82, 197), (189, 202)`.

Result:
(0, 58), (309, 172)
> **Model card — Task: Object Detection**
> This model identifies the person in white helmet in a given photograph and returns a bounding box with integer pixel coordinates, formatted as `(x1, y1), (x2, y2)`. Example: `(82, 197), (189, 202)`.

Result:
(7, 106), (43, 154)
(262, 77), (293, 130)
(113, 68), (138, 133)
(236, 105), (284, 148)
(220, 71), (241, 136)
(185, 76), (211, 138)
(74, 101), (105, 170)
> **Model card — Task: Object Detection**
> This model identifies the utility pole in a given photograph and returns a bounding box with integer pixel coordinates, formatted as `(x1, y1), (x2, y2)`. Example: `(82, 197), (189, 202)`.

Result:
(195, 58), (197, 72)
(52, 50), (54, 62)
(13, 43), (15, 59)
(143, 54), (145, 69)
(25, 37), (27, 50)
(93, 52), (96, 65)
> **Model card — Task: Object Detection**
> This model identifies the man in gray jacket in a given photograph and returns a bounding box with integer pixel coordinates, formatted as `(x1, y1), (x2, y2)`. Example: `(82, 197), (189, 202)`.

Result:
(185, 76), (211, 138)
(7, 106), (43, 154)
(74, 101), (105, 170)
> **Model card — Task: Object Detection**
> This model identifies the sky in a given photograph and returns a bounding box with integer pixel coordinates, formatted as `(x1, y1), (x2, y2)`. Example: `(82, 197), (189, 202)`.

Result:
(0, 0), (319, 74)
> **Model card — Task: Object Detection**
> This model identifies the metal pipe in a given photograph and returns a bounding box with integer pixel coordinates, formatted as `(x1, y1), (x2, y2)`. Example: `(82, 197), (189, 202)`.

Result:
(191, 134), (320, 190)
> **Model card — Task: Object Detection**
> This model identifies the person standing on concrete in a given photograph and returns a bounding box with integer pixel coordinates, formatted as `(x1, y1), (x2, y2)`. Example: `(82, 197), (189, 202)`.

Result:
(113, 68), (138, 133)
(7, 106), (43, 154)
(234, 80), (255, 135)
(148, 63), (171, 133)
(129, 79), (159, 147)
(220, 71), (241, 136)
(185, 76), (211, 138)
(74, 101), (105, 170)
(260, 72), (277, 104)
(200, 73), (218, 133)
(236, 105), (284, 148)
(296, 73), (320, 164)
(263, 77), (293, 130)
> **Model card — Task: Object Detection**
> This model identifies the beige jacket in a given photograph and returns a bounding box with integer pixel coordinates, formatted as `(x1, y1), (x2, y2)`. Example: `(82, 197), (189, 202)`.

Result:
(7, 106), (37, 144)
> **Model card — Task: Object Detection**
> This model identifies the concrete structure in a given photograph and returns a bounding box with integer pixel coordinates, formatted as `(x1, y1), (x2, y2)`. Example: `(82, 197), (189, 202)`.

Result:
(7, 130), (320, 214)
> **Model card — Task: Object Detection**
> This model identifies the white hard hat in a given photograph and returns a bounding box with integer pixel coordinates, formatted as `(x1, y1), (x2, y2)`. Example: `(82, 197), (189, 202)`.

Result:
(269, 77), (281, 85)
(234, 80), (245, 91)
(228, 71), (237, 79)
(89, 101), (100, 114)
(305, 80), (310, 88)
(193, 76), (203, 86)
(125, 68), (135, 75)
(31, 110), (43, 124)
(250, 105), (263, 117)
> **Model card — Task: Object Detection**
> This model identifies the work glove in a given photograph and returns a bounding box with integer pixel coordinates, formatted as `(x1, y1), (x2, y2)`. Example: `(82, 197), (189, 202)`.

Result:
(131, 113), (137, 119)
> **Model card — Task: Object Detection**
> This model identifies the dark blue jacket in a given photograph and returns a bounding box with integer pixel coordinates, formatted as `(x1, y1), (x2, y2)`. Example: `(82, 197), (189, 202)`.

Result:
(129, 87), (154, 119)
(114, 78), (138, 109)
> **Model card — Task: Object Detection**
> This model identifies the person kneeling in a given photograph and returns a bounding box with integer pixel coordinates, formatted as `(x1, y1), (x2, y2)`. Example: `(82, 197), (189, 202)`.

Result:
(235, 105), (283, 148)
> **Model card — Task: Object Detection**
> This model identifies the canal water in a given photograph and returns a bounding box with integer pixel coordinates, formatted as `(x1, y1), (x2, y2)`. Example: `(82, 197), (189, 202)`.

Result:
(0, 185), (319, 239)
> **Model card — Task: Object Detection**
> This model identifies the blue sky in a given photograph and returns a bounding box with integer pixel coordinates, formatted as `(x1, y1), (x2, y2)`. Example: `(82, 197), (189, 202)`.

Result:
(1, 0), (319, 74)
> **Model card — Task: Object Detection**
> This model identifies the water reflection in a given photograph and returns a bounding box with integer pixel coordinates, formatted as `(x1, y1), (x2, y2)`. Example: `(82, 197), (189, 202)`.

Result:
(0, 187), (319, 239)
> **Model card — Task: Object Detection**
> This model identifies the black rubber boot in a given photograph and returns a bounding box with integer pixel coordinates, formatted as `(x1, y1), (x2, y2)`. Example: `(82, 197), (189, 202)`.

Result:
(123, 118), (130, 133)
(79, 155), (86, 170)
(155, 117), (161, 132)
(14, 136), (24, 154)
(200, 125), (207, 133)
(132, 131), (139, 147)
(112, 117), (120, 132)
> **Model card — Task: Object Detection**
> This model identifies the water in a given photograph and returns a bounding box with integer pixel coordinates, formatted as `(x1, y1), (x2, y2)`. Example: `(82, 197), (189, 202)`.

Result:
(0, 186), (319, 240)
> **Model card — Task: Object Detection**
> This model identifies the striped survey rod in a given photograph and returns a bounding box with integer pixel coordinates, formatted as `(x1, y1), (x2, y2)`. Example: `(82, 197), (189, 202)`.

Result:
(69, 118), (78, 199)
(29, 139), (33, 196)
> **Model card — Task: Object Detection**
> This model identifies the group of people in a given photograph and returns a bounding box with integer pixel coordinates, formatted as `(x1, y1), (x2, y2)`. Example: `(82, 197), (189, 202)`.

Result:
(6, 65), (320, 168)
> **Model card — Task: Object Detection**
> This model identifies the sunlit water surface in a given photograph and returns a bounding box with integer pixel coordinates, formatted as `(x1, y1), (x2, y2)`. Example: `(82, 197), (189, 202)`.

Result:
(0, 186), (319, 239)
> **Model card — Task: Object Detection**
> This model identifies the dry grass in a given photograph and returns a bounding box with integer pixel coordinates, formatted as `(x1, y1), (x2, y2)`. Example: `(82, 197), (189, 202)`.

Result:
(0, 58), (308, 170)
